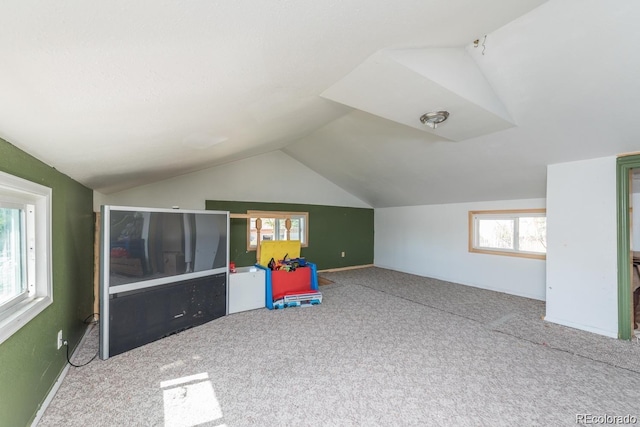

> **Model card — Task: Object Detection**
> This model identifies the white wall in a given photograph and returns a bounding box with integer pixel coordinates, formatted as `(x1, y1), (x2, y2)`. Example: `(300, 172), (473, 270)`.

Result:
(96, 150), (371, 211)
(545, 156), (618, 338)
(375, 198), (547, 300)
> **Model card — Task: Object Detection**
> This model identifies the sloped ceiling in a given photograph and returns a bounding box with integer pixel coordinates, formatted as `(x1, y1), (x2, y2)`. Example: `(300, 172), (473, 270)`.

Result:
(1, 1), (638, 208)
(285, 0), (640, 207)
(321, 48), (515, 142)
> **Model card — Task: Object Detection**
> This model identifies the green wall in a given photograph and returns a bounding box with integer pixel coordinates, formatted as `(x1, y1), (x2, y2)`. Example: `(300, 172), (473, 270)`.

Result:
(0, 138), (94, 427)
(205, 200), (374, 270)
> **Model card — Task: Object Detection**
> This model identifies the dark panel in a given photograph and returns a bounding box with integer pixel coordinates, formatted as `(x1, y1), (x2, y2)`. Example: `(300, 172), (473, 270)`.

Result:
(108, 273), (226, 357)
(107, 210), (228, 286)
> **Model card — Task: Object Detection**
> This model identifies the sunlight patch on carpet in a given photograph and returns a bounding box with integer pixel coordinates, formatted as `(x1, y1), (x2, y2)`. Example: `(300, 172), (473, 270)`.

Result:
(161, 372), (224, 427)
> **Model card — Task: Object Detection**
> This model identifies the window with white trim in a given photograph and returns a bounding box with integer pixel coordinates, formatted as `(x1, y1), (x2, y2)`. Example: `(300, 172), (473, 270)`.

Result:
(0, 171), (52, 345)
(469, 209), (546, 259)
(246, 211), (308, 250)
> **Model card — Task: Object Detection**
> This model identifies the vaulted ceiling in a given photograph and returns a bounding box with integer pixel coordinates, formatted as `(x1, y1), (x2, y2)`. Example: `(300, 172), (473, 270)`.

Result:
(0, 1), (638, 207)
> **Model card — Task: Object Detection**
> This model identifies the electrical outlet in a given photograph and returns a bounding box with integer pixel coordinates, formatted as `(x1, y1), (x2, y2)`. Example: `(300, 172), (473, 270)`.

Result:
(57, 330), (63, 350)
(341, 251), (345, 258)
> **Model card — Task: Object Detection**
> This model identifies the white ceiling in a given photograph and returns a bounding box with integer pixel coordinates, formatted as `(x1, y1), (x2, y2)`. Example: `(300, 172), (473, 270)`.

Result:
(1, 1), (638, 207)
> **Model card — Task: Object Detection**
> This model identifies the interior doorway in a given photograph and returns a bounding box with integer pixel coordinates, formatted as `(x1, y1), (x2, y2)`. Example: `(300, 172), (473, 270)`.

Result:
(616, 155), (640, 340)
(630, 170), (640, 335)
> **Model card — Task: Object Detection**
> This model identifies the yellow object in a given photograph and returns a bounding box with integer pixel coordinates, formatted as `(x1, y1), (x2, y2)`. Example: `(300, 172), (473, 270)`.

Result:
(259, 240), (301, 266)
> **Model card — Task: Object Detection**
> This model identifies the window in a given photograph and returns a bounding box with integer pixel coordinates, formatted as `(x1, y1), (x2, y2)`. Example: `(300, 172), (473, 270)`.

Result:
(0, 204), (30, 309)
(0, 171), (52, 345)
(246, 211), (308, 250)
(469, 209), (546, 259)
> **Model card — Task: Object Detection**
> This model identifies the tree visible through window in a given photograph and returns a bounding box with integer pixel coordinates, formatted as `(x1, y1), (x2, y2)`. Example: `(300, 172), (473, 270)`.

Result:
(469, 209), (546, 259)
(0, 206), (27, 307)
(0, 171), (52, 345)
(247, 211), (308, 250)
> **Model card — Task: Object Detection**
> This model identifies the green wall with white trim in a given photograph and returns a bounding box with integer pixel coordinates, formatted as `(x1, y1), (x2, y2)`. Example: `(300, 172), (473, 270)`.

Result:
(0, 138), (94, 427)
(205, 200), (374, 269)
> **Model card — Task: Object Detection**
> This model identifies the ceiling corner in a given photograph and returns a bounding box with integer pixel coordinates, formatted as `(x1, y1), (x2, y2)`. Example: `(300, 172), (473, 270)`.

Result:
(321, 47), (515, 141)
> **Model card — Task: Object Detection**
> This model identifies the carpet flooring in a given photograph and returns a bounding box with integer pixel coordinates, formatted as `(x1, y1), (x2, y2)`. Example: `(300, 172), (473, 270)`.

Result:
(38, 267), (640, 426)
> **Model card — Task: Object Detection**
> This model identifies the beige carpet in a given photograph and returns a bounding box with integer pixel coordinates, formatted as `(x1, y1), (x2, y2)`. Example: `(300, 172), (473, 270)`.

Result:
(38, 267), (640, 426)
(317, 275), (334, 286)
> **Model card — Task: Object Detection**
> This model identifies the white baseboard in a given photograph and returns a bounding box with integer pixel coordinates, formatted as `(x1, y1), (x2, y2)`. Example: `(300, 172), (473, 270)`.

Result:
(318, 264), (374, 273)
(373, 263), (546, 302)
(543, 316), (618, 339)
(31, 323), (96, 426)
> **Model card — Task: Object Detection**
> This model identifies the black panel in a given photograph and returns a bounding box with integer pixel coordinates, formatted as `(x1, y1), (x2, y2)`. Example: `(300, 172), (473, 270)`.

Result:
(108, 273), (226, 357)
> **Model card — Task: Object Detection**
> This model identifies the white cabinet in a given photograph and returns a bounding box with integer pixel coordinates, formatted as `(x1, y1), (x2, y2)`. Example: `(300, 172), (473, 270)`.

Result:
(228, 267), (265, 314)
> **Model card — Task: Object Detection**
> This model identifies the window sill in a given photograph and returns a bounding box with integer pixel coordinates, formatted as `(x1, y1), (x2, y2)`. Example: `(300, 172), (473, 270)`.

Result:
(469, 248), (546, 260)
(0, 296), (52, 345)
